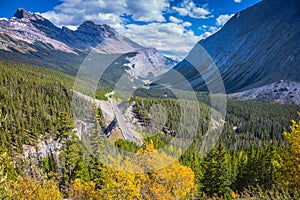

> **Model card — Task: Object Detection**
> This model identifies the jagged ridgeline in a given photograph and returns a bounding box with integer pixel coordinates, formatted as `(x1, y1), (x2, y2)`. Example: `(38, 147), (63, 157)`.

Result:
(0, 60), (75, 152)
(0, 8), (176, 86)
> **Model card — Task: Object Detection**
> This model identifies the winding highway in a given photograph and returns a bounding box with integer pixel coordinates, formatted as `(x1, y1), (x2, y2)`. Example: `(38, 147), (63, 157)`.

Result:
(105, 92), (143, 145)
(73, 90), (142, 145)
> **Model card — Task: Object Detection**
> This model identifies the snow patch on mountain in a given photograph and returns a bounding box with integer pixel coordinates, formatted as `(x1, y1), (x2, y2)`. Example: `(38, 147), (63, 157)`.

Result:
(230, 80), (300, 105)
(124, 48), (176, 79)
(159, 50), (184, 63)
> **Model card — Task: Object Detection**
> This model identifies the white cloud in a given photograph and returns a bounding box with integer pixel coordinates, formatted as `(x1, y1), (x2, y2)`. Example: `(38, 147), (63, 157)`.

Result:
(234, 0), (242, 3)
(169, 16), (183, 23)
(40, 11), (79, 26)
(173, 7), (189, 16)
(193, 7), (210, 16)
(84, 13), (122, 25)
(216, 14), (234, 26)
(172, 0), (211, 19)
(41, 0), (124, 31)
(39, 0), (217, 59)
(65, 25), (78, 31)
(123, 22), (202, 58)
(126, 0), (169, 22)
(182, 21), (192, 27)
(196, 14), (234, 41)
(198, 25), (220, 39)
(122, 22), (221, 59)
(41, 0), (169, 31)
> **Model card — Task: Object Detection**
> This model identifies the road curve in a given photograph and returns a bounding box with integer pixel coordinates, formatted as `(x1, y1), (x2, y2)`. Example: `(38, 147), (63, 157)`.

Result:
(106, 92), (142, 145)
(74, 90), (142, 145)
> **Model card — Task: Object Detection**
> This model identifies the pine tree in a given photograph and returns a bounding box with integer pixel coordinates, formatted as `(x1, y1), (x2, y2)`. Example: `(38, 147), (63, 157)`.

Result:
(56, 112), (90, 192)
(201, 145), (231, 197)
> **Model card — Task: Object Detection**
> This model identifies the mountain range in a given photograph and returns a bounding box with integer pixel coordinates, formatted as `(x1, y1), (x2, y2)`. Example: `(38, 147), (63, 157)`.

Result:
(1, 0), (300, 104)
(0, 8), (176, 82)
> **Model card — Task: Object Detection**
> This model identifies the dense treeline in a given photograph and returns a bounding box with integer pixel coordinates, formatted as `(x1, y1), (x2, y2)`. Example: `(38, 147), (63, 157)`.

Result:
(132, 95), (299, 149)
(0, 60), (300, 199)
(0, 62), (108, 199)
(223, 98), (300, 148)
(0, 60), (74, 153)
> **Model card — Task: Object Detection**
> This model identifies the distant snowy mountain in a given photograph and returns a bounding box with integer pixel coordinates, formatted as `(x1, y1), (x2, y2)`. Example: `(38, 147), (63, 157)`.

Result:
(0, 8), (176, 80)
(124, 48), (175, 79)
(159, 50), (183, 63)
(231, 80), (300, 105)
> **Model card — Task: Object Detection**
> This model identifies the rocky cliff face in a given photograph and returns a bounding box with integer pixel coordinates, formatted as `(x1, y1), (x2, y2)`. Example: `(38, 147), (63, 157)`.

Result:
(158, 0), (300, 94)
(200, 0), (300, 93)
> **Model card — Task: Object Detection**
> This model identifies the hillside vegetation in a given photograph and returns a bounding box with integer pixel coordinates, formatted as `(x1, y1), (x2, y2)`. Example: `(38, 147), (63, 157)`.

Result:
(0, 60), (300, 199)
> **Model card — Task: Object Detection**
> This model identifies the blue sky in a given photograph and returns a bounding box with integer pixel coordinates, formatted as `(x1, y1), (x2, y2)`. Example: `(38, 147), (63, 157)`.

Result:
(0, 0), (261, 58)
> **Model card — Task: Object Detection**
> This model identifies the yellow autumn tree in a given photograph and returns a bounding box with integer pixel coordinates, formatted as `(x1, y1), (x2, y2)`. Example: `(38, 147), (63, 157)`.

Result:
(99, 143), (195, 200)
(68, 178), (99, 200)
(99, 156), (143, 199)
(4, 176), (62, 200)
(275, 113), (300, 193)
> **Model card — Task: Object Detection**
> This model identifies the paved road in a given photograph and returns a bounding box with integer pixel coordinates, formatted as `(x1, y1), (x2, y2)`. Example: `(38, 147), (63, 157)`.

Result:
(74, 90), (142, 144)
(110, 99), (135, 141)
(106, 92), (142, 145)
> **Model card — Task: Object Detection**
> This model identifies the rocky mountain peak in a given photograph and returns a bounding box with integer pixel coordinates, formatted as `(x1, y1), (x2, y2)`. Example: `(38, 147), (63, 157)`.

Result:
(79, 20), (96, 28)
(13, 8), (45, 21)
(77, 21), (118, 37)
(14, 8), (31, 19)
